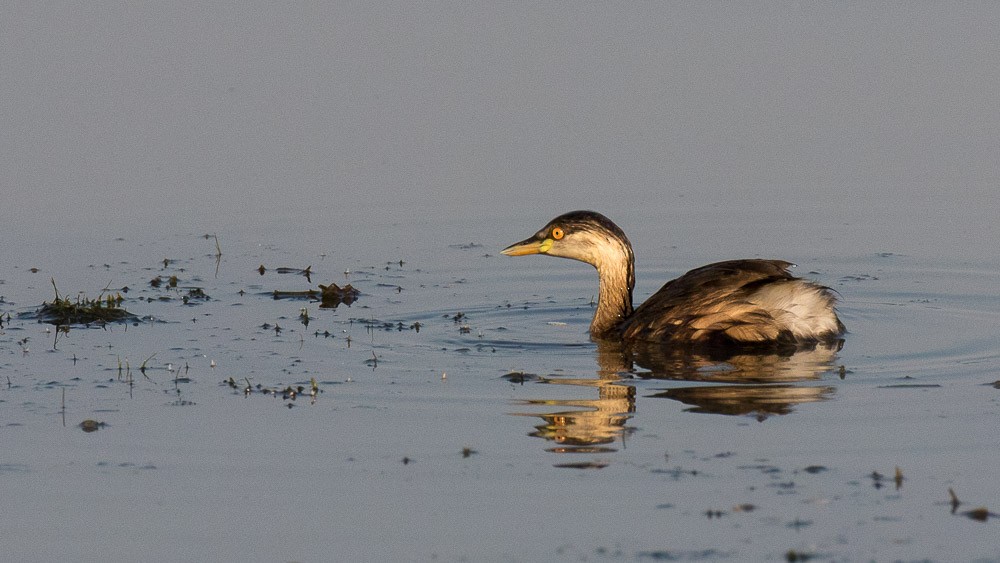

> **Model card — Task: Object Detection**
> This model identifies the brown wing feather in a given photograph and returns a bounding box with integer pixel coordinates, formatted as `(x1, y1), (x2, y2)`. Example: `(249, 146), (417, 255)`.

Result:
(619, 259), (802, 345)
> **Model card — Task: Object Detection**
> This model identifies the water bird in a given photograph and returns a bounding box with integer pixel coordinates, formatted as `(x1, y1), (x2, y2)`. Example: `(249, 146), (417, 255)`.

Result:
(502, 210), (844, 349)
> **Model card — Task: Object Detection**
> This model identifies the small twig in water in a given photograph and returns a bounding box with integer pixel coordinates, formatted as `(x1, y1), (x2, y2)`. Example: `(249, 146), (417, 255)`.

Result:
(139, 353), (157, 378)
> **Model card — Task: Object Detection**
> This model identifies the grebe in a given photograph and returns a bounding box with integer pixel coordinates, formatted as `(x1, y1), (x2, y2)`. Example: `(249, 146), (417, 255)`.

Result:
(501, 210), (844, 348)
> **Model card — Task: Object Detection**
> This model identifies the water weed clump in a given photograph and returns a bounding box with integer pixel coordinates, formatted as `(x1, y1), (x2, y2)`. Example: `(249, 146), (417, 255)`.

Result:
(31, 278), (135, 326)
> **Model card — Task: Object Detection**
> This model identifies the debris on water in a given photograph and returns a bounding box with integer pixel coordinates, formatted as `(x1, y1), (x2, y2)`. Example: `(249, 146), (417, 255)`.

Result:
(29, 279), (135, 326)
(318, 282), (358, 305)
(945, 487), (997, 521)
(868, 466), (904, 490)
(501, 371), (539, 384)
(949, 488), (962, 513)
(223, 376), (323, 406)
(182, 288), (209, 303)
(786, 518), (813, 530)
(272, 265), (312, 282)
(637, 550), (724, 561)
(962, 507), (999, 522)
(552, 461), (609, 469)
(839, 273), (879, 282)
(79, 419), (106, 432)
(785, 549), (816, 562)
(870, 470), (885, 489)
(272, 282), (359, 308)
(138, 353), (157, 376)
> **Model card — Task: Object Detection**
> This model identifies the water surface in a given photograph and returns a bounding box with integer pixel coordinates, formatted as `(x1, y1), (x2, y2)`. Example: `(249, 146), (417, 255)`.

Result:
(3, 3), (1000, 562)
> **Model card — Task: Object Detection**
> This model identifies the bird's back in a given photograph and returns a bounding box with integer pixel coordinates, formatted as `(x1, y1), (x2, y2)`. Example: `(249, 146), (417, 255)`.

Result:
(619, 259), (844, 347)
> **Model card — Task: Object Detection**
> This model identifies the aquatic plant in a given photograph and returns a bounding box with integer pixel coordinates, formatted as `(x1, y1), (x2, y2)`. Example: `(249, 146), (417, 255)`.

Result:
(32, 279), (134, 326)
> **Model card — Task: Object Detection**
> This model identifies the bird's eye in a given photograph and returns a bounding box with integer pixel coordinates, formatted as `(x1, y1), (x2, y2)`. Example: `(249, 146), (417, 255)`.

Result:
(551, 227), (564, 240)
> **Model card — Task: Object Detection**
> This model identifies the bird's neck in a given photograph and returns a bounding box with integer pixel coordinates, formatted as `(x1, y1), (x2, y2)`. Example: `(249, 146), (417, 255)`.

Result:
(590, 244), (635, 337)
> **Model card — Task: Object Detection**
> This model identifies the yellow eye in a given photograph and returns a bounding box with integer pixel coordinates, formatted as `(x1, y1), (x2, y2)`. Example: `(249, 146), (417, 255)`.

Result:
(551, 227), (564, 240)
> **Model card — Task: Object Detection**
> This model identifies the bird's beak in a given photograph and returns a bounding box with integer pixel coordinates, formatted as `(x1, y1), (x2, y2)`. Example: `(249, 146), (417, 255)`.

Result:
(501, 236), (553, 256)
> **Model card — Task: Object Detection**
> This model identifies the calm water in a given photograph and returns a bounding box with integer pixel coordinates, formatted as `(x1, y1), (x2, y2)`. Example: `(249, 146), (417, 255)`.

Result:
(3, 4), (1000, 562)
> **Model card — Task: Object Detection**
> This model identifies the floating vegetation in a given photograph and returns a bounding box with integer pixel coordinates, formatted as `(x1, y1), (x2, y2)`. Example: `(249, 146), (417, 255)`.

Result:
(182, 288), (210, 304)
(272, 282), (359, 308)
(139, 353), (157, 376)
(785, 549), (817, 562)
(222, 376), (323, 406)
(349, 317), (421, 333)
(29, 279), (135, 326)
(448, 242), (483, 250)
(948, 488), (999, 521)
(318, 282), (358, 306)
(552, 460), (609, 469)
(870, 467), (905, 490)
(148, 271), (210, 304)
(258, 265), (314, 282)
(277, 265), (312, 280)
(636, 550), (725, 561)
(79, 419), (106, 433)
(502, 371), (540, 384)
(962, 507), (1000, 522)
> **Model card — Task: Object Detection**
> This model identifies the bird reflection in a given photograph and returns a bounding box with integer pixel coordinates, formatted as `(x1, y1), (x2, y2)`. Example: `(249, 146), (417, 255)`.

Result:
(651, 385), (834, 420)
(509, 339), (844, 462)
(625, 339), (844, 383)
(620, 337), (843, 419)
(511, 376), (636, 454)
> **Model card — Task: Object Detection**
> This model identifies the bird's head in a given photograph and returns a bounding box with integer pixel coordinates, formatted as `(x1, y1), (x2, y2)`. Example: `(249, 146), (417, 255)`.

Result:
(501, 210), (633, 269)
